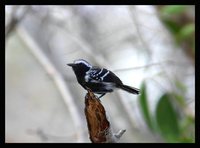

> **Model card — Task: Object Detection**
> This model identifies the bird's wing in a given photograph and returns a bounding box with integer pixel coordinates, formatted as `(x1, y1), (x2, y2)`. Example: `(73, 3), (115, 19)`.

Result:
(85, 67), (104, 82)
(85, 67), (122, 85)
(84, 67), (115, 92)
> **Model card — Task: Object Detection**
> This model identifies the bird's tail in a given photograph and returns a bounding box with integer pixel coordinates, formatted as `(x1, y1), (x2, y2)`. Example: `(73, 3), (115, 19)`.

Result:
(118, 84), (140, 95)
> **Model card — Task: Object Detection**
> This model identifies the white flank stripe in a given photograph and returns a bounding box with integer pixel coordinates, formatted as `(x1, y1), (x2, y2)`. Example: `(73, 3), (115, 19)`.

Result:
(85, 74), (90, 82)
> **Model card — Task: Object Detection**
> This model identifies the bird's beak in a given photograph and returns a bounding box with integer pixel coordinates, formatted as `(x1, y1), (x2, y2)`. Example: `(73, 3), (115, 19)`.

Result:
(67, 63), (76, 67)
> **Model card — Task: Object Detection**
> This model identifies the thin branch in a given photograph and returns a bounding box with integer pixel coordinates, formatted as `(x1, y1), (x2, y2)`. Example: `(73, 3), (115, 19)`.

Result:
(116, 91), (139, 130)
(16, 26), (86, 142)
(113, 60), (191, 72)
(27, 128), (80, 142)
(6, 6), (31, 38)
(128, 6), (152, 57)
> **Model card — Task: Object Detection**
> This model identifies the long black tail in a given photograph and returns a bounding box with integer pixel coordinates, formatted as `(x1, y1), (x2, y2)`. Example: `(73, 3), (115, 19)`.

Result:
(118, 84), (140, 95)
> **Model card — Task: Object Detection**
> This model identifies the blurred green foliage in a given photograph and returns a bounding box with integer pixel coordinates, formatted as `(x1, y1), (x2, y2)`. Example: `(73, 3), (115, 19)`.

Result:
(139, 83), (154, 131)
(139, 82), (195, 143)
(161, 5), (187, 15)
(158, 5), (195, 61)
(156, 94), (180, 142)
(144, 7), (196, 142)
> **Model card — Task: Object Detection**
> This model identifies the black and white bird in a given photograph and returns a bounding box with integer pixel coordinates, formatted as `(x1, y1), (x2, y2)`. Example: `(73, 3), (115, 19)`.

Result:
(67, 59), (140, 98)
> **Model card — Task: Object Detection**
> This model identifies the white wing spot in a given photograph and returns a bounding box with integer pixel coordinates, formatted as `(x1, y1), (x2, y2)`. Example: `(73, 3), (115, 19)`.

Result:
(97, 68), (103, 76)
(101, 71), (109, 81)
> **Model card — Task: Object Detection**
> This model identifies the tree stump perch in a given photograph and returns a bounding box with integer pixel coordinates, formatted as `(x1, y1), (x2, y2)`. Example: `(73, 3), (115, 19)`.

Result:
(84, 89), (126, 143)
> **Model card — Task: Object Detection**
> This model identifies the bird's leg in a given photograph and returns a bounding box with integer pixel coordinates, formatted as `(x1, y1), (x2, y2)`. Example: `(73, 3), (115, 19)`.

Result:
(98, 93), (106, 99)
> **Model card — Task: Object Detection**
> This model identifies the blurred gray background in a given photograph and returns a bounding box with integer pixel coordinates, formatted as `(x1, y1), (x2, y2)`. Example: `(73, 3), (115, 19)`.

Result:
(5, 5), (195, 143)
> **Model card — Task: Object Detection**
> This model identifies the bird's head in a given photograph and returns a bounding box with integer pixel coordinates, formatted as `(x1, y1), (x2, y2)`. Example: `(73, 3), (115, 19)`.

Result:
(67, 59), (92, 74)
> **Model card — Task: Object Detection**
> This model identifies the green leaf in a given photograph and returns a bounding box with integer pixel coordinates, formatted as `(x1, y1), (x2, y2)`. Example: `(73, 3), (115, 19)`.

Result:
(179, 116), (195, 143)
(139, 83), (153, 131)
(156, 93), (180, 142)
(175, 80), (187, 93)
(173, 93), (185, 107)
(161, 5), (187, 15)
(178, 24), (195, 40)
(162, 19), (181, 34)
